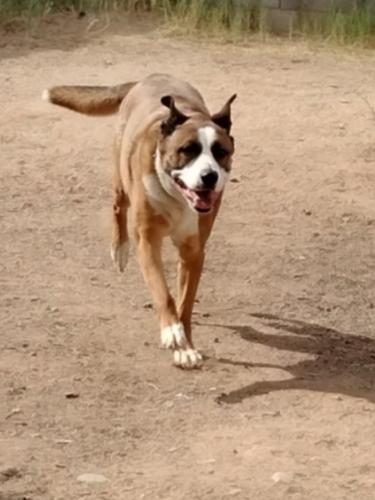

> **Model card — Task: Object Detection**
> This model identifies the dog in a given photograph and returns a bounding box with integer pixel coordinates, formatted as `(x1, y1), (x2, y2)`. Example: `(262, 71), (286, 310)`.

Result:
(43, 73), (236, 369)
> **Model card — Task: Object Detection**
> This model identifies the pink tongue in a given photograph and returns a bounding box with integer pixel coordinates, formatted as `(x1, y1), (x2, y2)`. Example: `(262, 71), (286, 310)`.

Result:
(189, 190), (215, 209)
(195, 197), (212, 209)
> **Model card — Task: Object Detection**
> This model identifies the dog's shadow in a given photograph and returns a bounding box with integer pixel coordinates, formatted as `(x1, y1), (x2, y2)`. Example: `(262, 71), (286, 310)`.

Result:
(201, 313), (375, 404)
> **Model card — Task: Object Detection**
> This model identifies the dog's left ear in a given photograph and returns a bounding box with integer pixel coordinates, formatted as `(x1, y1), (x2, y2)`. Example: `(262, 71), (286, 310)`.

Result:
(160, 95), (188, 136)
(211, 94), (237, 133)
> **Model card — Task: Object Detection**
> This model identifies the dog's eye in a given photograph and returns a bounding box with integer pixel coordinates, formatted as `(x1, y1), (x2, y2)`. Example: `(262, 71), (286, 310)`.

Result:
(211, 142), (229, 161)
(178, 142), (201, 157)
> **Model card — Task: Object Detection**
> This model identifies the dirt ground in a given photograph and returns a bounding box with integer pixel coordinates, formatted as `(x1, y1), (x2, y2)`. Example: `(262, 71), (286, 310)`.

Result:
(1, 13), (375, 500)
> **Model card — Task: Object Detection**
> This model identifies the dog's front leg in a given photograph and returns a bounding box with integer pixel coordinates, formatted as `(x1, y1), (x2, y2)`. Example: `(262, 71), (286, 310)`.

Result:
(175, 202), (222, 368)
(136, 230), (187, 351)
(175, 235), (205, 369)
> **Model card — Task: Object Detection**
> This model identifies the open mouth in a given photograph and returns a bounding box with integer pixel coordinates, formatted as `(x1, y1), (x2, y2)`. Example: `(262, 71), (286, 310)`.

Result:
(173, 177), (218, 213)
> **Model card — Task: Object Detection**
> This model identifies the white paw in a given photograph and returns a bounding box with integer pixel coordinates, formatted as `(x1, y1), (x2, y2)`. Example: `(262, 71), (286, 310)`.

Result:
(161, 322), (187, 349)
(110, 242), (129, 272)
(174, 348), (203, 369)
(41, 89), (50, 102)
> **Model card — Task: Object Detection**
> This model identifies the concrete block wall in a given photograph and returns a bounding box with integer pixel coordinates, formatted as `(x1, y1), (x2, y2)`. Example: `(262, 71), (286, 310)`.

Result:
(260, 0), (367, 33)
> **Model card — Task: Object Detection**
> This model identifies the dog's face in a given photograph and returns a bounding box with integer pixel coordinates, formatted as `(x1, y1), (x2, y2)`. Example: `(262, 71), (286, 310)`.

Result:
(157, 95), (236, 213)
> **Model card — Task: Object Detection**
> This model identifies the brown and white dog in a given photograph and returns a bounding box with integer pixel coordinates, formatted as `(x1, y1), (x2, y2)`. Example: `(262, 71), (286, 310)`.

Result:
(43, 73), (236, 369)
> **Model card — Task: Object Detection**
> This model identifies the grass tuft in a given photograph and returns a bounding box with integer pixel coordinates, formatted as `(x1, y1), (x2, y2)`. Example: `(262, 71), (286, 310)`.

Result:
(299, 5), (375, 46)
(1, 0), (375, 46)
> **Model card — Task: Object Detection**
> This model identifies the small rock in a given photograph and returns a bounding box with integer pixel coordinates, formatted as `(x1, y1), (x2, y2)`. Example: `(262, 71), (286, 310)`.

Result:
(272, 471), (293, 484)
(214, 337), (220, 343)
(5, 408), (21, 420)
(0, 466), (22, 482)
(146, 382), (159, 391)
(262, 411), (281, 417)
(143, 302), (153, 309)
(175, 393), (192, 400)
(7, 386), (27, 396)
(65, 392), (79, 399)
(230, 178), (240, 183)
(197, 458), (216, 465)
(98, 315), (112, 322)
(202, 312), (211, 318)
(291, 58), (309, 64)
(77, 473), (107, 483)
(225, 488), (242, 496)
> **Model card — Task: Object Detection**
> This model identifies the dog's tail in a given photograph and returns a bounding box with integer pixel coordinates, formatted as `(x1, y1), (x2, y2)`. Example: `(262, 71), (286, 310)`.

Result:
(42, 82), (137, 116)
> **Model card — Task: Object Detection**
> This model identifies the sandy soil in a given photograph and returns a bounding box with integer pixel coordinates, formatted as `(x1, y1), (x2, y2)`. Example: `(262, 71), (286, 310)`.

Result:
(1, 13), (375, 500)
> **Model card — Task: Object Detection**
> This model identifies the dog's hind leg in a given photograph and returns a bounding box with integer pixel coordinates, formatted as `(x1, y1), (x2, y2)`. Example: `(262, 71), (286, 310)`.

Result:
(111, 173), (130, 272)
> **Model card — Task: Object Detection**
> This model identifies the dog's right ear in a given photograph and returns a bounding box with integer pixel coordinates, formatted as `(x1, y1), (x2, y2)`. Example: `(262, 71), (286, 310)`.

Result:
(160, 95), (188, 136)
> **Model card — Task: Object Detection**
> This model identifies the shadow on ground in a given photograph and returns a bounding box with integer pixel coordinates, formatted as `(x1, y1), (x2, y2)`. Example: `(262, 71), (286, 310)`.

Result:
(203, 314), (375, 404)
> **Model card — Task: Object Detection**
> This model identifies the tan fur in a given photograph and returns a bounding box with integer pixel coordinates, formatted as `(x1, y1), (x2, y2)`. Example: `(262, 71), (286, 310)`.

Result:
(44, 73), (235, 369)
(47, 82), (136, 116)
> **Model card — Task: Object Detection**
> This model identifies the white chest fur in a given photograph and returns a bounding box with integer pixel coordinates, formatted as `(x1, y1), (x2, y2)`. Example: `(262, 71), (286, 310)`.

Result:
(143, 173), (199, 243)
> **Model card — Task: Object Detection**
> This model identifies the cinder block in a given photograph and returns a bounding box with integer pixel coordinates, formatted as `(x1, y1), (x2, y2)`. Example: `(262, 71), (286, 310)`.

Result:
(233, 0), (261, 6)
(266, 8), (299, 33)
(261, 0), (281, 9)
(301, 0), (358, 12)
(280, 0), (301, 9)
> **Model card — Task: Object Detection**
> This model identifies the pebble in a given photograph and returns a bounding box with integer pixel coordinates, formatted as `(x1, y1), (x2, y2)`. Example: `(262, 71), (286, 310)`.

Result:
(175, 393), (192, 400)
(77, 473), (107, 483)
(5, 408), (21, 420)
(197, 458), (216, 465)
(272, 471), (293, 484)
(65, 392), (79, 399)
(262, 411), (281, 417)
(225, 488), (242, 496)
(0, 466), (22, 481)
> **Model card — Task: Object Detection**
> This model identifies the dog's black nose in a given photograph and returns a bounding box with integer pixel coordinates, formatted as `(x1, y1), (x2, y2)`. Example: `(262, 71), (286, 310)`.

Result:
(201, 170), (218, 189)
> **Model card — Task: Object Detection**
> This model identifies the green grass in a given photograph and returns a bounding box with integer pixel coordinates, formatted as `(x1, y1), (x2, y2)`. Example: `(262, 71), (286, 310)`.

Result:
(157, 0), (262, 40)
(299, 5), (375, 46)
(1, 0), (375, 46)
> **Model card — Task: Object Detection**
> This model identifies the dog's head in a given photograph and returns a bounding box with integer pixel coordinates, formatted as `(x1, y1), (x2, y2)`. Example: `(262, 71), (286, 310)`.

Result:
(156, 94), (236, 214)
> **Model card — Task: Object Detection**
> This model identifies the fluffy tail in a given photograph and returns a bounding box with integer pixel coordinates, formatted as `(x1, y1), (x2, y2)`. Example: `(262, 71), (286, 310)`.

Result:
(42, 82), (137, 116)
